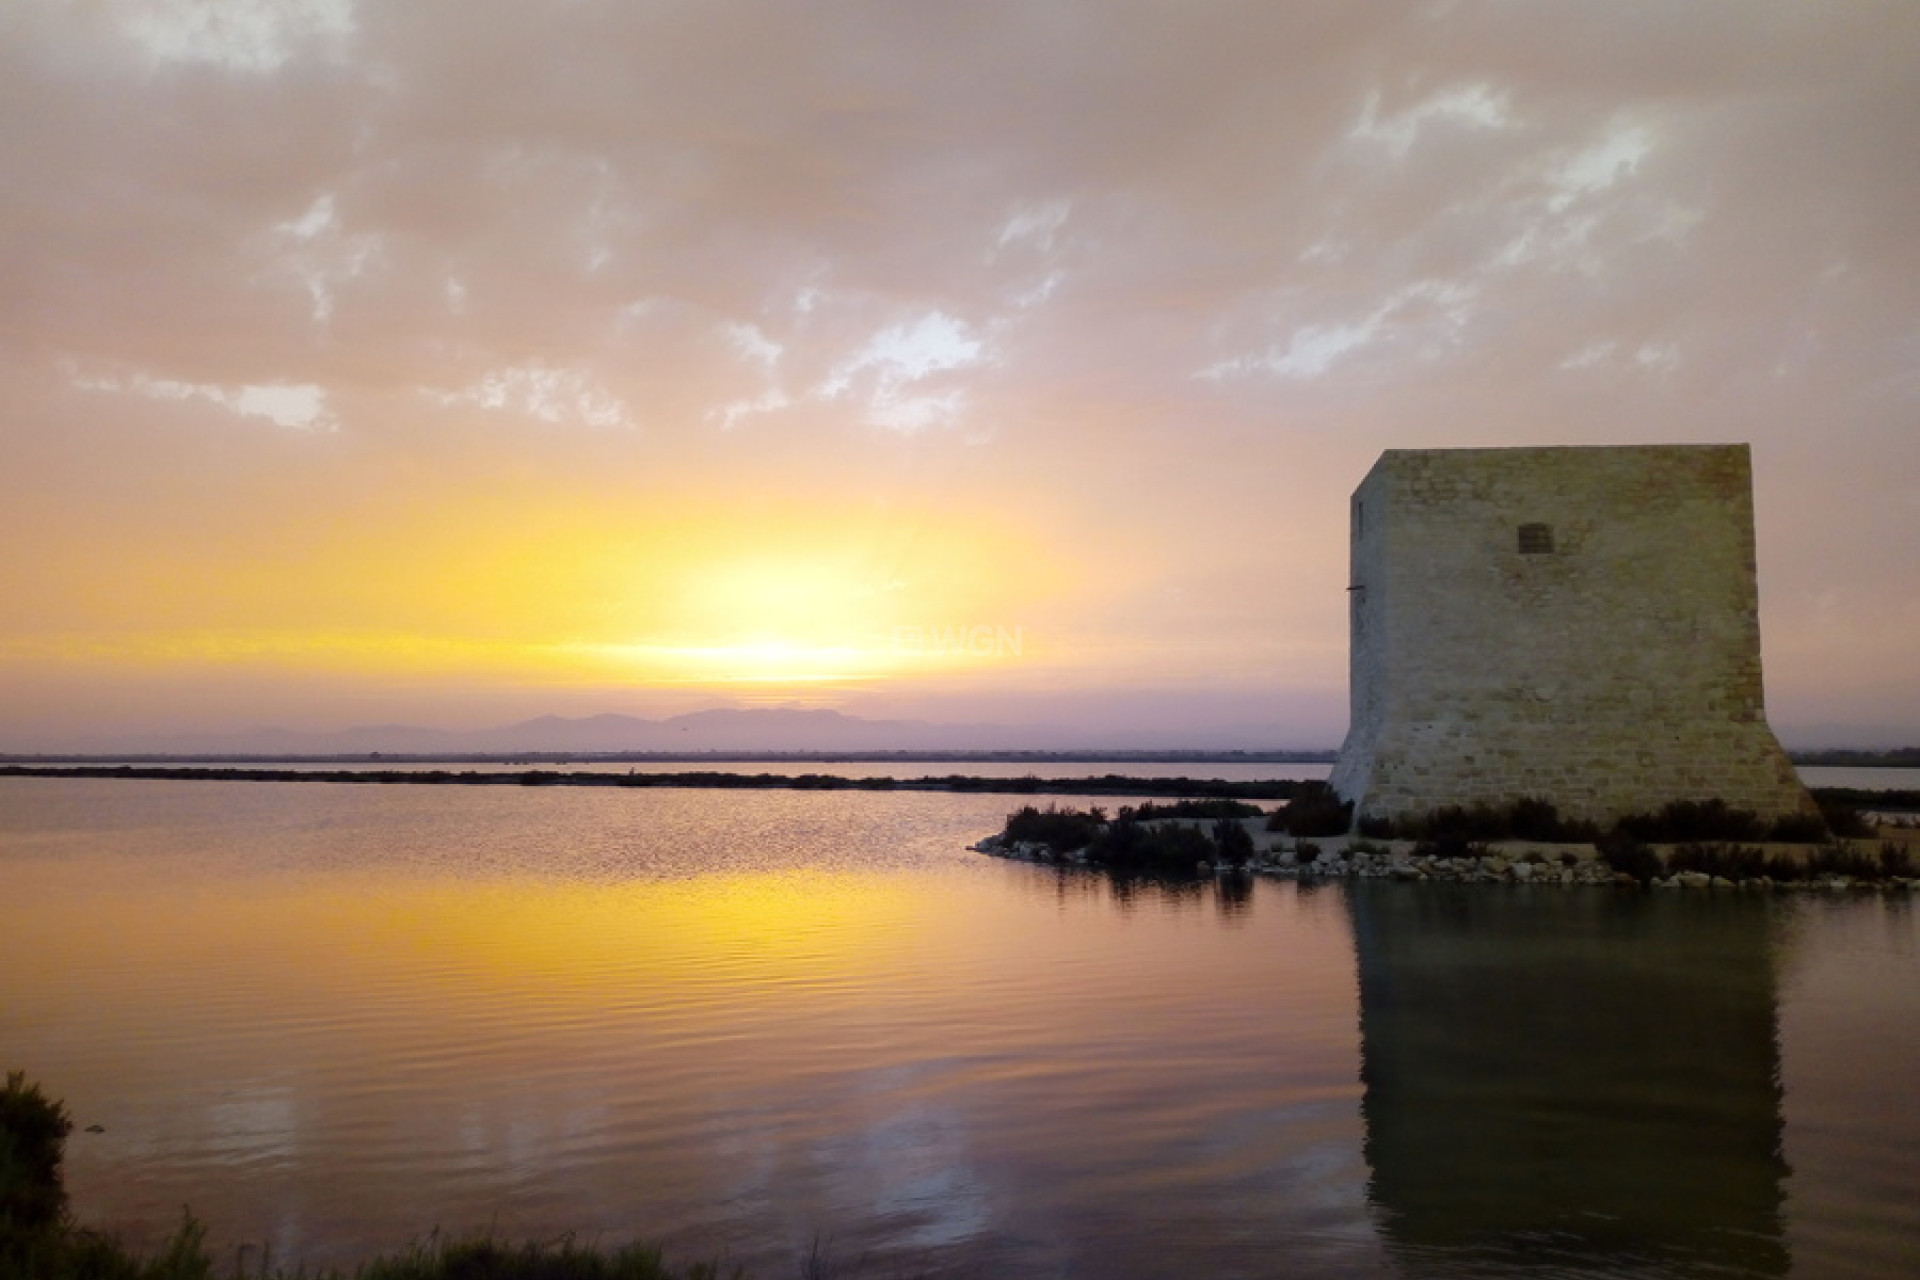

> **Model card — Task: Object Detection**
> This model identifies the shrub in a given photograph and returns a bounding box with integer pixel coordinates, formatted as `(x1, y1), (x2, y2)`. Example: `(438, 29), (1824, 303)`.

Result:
(1814, 798), (1872, 839)
(1880, 843), (1915, 879)
(1807, 845), (1880, 880)
(1763, 850), (1810, 882)
(1268, 783), (1353, 836)
(1, 1070), (71, 1245)
(1410, 835), (1491, 862)
(1131, 799), (1263, 822)
(1362, 798), (1599, 843)
(1211, 817), (1255, 869)
(1508, 797), (1601, 842)
(1001, 804), (1106, 854)
(1612, 799), (1764, 844)
(1086, 820), (1215, 873)
(1597, 835), (1662, 884)
(1769, 811), (1832, 842)
(1404, 803), (1509, 842)
(1667, 843), (1768, 880)
(356, 1235), (731, 1279)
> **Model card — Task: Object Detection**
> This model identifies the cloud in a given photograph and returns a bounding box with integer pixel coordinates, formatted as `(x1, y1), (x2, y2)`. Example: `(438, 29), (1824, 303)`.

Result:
(995, 200), (1072, 253)
(1345, 82), (1514, 161)
(115, 0), (356, 74)
(818, 311), (992, 432)
(68, 365), (336, 430)
(2, 0), (1917, 739)
(424, 363), (632, 429)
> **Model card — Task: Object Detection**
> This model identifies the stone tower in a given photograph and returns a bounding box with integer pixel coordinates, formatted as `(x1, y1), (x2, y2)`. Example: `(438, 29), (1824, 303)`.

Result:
(1328, 444), (1812, 826)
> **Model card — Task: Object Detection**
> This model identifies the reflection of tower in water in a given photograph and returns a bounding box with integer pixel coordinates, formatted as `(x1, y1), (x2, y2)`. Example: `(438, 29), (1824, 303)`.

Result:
(1349, 884), (1789, 1277)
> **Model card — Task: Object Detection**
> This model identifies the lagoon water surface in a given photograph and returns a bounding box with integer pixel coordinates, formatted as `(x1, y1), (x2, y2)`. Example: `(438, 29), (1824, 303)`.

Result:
(2, 777), (1916, 1278)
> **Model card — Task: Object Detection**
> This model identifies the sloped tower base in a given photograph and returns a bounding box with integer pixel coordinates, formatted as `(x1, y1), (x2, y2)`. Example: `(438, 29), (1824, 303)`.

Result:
(1329, 445), (1814, 827)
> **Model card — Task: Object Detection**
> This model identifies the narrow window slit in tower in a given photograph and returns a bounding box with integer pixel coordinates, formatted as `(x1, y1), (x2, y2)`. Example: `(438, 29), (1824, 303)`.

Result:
(1518, 523), (1554, 555)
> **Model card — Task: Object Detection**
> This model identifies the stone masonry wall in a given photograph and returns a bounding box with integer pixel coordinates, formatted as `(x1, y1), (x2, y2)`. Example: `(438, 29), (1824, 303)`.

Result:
(1328, 445), (1813, 825)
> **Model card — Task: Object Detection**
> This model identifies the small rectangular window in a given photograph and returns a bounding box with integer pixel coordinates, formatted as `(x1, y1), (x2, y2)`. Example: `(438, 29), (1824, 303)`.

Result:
(1518, 523), (1554, 555)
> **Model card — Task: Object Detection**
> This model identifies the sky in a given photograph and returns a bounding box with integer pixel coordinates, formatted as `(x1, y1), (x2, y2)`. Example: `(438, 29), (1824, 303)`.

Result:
(1, 0), (1916, 751)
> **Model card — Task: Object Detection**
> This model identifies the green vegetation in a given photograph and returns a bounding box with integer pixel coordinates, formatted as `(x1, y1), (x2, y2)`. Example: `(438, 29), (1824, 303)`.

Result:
(1264, 783), (1353, 836)
(1001, 803), (1108, 853)
(1210, 817), (1255, 869)
(1808, 786), (1920, 816)
(1812, 796), (1876, 837)
(1365, 798), (1601, 844)
(2, 1073), (740, 1280)
(1612, 799), (1788, 843)
(995, 804), (1264, 874)
(1084, 818), (1217, 872)
(1596, 837), (1916, 887)
(1790, 746), (1920, 768)
(1408, 835), (1493, 862)
(1881, 843), (1917, 878)
(1356, 794), (1892, 845)
(1664, 843), (1773, 880)
(1, 1071), (71, 1249)
(1125, 798), (1263, 821)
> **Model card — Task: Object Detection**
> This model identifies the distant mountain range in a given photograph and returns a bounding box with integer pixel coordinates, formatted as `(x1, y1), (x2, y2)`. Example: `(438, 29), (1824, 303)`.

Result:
(40, 708), (1326, 758)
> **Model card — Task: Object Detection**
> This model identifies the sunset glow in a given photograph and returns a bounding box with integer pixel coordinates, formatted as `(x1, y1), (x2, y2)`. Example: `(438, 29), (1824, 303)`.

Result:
(2, 2), (1915, 749)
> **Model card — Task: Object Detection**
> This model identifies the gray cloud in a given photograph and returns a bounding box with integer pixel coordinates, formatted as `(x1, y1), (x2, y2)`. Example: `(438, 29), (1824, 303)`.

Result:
(2, 0), (1916, 743)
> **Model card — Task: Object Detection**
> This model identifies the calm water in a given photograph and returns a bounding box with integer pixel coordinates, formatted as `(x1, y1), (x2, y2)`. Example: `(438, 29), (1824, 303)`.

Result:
(1, 777), (1916, 1279)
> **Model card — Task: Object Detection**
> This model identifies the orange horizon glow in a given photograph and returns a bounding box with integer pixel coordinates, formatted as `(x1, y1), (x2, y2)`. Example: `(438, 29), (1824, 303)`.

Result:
(2, 497), (1081, 694)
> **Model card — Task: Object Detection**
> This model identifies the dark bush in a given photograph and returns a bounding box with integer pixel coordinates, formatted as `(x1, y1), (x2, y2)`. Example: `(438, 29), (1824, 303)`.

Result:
(1597, 835), (1663, 885)
(1002, 804), (1106, 853)
(1365, 798), (1599, 843)
(1408, 803), (1511, 842)
(1130, 799), (1263, 822)
(1211, 817), (1255, 869)
(1509, 797), (1601, 842)
(1880, 843), (1915, 878)
(1813, 798), (1872, 839)
(1667, 843), (1768, 879)
(1086, 820), (1215, 873)
(1268, 783), (1353, 836)
(1808, 845), (1881, 880)
(1763, 851), (1810, 882)
(1410, 835), (1492, 862)
(1612, 799), (1765, 844)
(1809, 785), (1920, 814)
(1355, 814), (1395, 839)
(1770, 811), (1833, 842)
(1, 1070), (71, 1245)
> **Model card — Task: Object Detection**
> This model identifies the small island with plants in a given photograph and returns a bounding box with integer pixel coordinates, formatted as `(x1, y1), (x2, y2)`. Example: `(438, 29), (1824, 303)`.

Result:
(975, 783), (1920, 892)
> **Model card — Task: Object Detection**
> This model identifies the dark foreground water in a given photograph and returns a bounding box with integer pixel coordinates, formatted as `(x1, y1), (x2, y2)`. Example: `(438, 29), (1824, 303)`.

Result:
(1, 778), (1915, 1279)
